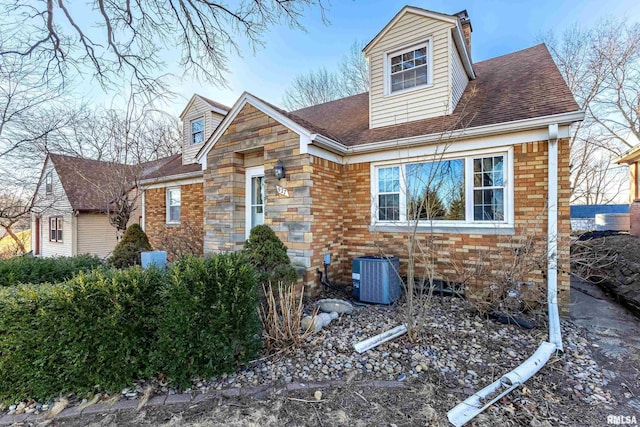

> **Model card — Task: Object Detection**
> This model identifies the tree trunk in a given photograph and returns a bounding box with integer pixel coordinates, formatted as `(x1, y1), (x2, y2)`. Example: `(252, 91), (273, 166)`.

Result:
(2, 224), (26, 254)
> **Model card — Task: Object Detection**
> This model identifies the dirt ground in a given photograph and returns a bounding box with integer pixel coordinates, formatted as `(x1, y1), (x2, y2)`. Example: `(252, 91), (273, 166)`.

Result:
(48, 364), (636, 427)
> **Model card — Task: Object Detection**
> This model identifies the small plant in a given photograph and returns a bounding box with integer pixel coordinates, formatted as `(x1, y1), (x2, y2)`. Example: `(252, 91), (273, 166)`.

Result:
(109, 223), (152, 268)
(242, 224), (298, 286)
(260, 282), (315, 352)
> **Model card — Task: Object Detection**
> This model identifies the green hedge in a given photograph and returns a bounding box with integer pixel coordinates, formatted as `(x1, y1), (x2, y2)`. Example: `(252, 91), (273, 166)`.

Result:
(0, 254), (261, 402)
(0, 254), (104, 287)
(153, 254), (261, 387)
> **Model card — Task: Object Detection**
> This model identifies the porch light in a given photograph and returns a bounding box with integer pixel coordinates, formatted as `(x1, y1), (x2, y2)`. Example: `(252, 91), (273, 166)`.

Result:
(274, 159), (286, 179)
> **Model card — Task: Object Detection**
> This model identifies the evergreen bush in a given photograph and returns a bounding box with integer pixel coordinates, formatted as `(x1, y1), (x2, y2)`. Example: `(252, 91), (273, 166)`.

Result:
(108, 223), (152, 268)
(0, 254), (103, 287)
(0, 267), (162, 401)
(0, 254), (261, 402)
(242, 224), (298, 286)
(153, 254), (261, 387)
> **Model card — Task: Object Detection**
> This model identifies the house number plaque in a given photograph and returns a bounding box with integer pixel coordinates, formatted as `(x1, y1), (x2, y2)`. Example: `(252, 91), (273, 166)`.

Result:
(276, 185), (289, 197)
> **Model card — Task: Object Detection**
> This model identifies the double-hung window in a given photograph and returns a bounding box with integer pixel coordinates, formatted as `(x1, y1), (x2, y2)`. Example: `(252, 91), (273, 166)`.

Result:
(372, 151), (511, 230)
(166, 188), (181, 224)
(191, 118), (204, 145)
(49, 217), (63, 242)
(386, 41), (431, 95)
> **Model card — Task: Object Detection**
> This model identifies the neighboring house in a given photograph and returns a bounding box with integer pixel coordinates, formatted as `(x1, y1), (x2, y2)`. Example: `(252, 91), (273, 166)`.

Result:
(615, 147), (640, 236)
(192, 6), (582, 311)
(570, 204), (630, 232)
(138, 95), (229, 259)
(30, 154), (144, 258)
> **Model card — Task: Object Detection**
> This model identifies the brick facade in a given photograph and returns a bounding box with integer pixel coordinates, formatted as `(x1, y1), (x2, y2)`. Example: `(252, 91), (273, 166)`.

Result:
(202, 104), (571, 312)
(144, 182), (204, 260)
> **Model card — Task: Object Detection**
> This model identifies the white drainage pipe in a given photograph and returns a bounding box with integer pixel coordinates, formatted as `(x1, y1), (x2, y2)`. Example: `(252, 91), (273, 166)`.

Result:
(448, 124), (564, 426)
(353, 324), (407, 353)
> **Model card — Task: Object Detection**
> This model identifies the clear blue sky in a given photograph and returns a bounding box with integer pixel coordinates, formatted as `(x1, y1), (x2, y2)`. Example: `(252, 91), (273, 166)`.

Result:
(91, 0), (640, 113)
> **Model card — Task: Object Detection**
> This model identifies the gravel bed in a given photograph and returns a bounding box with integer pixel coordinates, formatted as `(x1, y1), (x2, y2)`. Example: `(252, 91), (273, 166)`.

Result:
(3, 295), (612, 417)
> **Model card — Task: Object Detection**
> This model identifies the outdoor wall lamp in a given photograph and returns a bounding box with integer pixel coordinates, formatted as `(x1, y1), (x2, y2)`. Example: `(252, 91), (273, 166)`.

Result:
(274, 159), (286, 179)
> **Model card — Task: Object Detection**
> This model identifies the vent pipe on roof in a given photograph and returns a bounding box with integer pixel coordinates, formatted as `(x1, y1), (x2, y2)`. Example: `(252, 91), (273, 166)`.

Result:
(454, 10), (472, 59)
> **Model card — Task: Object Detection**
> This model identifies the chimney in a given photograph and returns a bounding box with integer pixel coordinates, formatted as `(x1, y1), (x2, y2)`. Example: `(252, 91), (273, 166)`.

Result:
(454, 10), (472, 59)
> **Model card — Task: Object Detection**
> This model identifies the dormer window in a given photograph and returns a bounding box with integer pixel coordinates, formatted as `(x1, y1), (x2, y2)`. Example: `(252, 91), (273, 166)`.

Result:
(386, 40), (432, 95)
(191, 118), (205, 145)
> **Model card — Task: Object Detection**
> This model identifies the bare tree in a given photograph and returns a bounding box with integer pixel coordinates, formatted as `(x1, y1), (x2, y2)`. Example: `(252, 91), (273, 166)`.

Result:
(0, 0), (328, 94)
(542, 20), (640, 204)
(0, 192), (30, 254)
(283, 40), (369, 110)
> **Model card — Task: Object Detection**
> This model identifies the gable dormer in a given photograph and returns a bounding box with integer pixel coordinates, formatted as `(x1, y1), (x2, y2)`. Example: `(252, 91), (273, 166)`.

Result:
(363, 6), (475, 129)
(179, 94), (229, 165)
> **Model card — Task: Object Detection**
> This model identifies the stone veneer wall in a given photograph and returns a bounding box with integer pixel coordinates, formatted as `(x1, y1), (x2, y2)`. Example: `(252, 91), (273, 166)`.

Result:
(311, 139), (571, 313)
(203, 104), (317, 286)
(144, 182), (204, 260)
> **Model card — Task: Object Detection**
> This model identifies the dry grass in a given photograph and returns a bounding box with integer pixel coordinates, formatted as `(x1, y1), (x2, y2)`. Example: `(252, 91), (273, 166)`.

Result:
(0, 229), (30, 258)
(259, 283), (316, 352)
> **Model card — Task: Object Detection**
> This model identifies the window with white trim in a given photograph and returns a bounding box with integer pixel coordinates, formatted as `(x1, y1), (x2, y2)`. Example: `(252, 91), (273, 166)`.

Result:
(373, 152), (509, 226)
(166, 188), (181, 224)
(387, 42), (431, 94)
(49, 217), (63, 242)
(191, 118), (204, 145)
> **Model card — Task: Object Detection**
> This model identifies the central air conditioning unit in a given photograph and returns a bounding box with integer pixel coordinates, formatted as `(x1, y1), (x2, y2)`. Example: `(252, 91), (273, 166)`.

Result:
(352, 256), (401, 304)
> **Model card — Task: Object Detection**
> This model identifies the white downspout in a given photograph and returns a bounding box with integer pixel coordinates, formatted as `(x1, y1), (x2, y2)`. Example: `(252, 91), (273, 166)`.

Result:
(447, 125), (563, 426)
(141, 189), (146, 231)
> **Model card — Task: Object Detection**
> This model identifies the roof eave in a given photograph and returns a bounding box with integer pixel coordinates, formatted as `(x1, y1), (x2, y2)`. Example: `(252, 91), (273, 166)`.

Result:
(139, 170), (203, 185)
(195, 92), (315, 163)
(310, 110), (585, 155)
(614, 147), (640, 164)
(363, 6), (458, 54)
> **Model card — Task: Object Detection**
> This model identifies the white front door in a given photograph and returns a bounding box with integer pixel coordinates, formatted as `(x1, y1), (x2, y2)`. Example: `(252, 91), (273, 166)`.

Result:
(245, 166), (265, 238)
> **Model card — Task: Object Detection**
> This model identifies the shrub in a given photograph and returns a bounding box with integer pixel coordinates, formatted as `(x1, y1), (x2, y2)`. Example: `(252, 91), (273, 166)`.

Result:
(109, 224), (152, 268)
(0, 254), (103, 287)
(0, 254), (262, 402)
(242, 224), (297, 286)
(0, 267), (162, 401)
(153, 254), (261, 387)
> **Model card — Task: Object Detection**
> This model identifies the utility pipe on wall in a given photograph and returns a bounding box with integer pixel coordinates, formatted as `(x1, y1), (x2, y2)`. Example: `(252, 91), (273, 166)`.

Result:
(447, 124), (564, 426)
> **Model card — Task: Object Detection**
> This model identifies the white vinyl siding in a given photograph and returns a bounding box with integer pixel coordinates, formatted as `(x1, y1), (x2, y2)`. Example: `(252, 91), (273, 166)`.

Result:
(76, 196), (140, 259)
(34, 160), (75, 257)
(450, 37), (469, 112)
(368, 12), (453, 128)
(76, 214), (120, 258)
(182, 97), (225, 165)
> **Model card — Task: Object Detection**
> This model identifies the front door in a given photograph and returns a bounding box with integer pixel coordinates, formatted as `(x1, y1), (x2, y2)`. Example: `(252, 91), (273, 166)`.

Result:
(245, 166), (265, 238)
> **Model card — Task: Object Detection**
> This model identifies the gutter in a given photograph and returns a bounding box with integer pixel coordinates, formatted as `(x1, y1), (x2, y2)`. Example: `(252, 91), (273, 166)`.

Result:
(447, 124), (564, 426)
(309, 111), (584, 157)
(138, 170), (203, 186)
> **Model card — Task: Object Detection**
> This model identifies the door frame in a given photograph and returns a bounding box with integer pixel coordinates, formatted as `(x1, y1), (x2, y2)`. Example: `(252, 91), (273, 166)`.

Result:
(245, 166), (265, 239)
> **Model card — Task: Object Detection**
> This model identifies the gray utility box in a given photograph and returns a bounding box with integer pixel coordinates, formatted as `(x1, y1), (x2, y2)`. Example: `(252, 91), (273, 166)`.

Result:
(352, 256), (401, 304)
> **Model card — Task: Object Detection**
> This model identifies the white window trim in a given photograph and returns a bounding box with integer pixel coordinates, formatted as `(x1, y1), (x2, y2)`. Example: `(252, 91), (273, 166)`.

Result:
(370, 147), (514, 233)
(384, 37), (433, 97)
(245, 166), (265, 239)
(166, 187), (181, 224)
(190, 117), (205, 145)
(49, 216), (63, 243)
